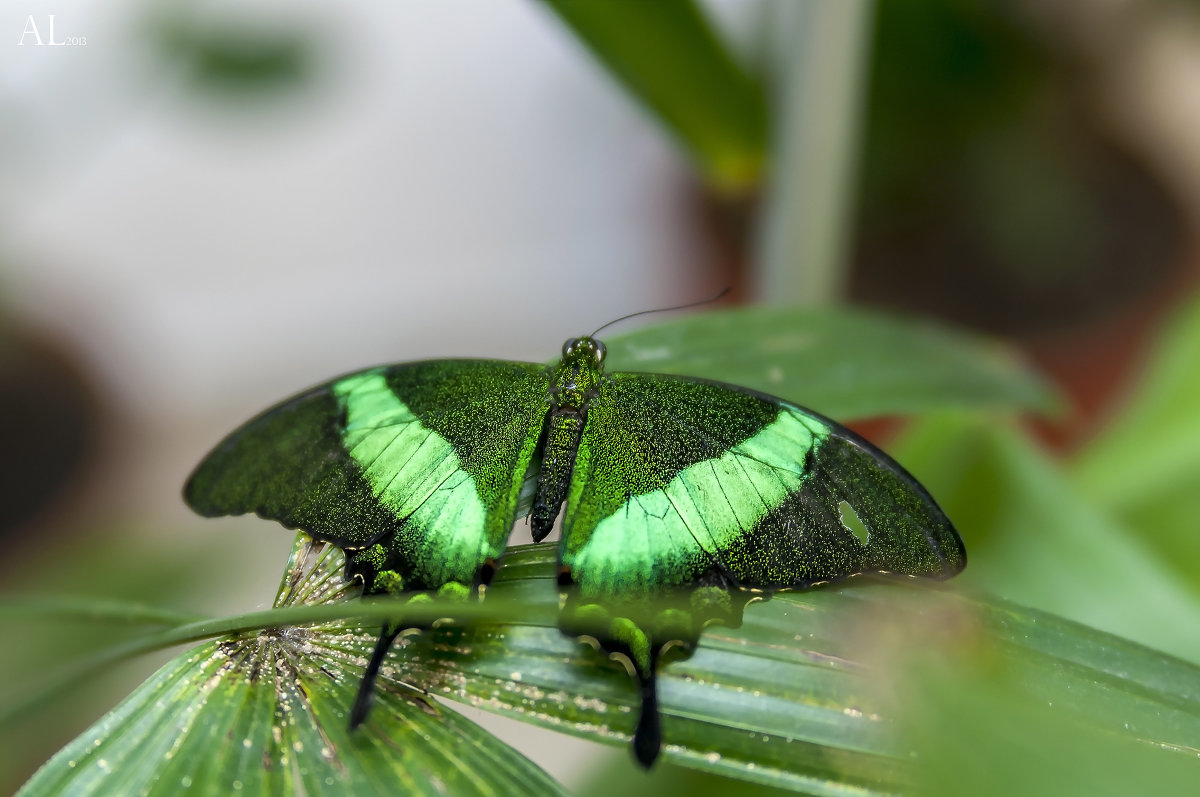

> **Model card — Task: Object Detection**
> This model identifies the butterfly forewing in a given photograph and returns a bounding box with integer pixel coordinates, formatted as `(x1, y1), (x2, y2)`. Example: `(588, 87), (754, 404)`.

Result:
(559, 373), (964, 598)
(184, 360), (550, 589)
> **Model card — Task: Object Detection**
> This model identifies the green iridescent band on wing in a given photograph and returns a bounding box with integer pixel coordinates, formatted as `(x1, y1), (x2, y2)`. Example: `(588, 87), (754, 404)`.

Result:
(560, 373), (964, 598)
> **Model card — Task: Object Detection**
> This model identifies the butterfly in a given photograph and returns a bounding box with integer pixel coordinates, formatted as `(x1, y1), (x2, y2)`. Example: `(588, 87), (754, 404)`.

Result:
(184, 333), (966, 767)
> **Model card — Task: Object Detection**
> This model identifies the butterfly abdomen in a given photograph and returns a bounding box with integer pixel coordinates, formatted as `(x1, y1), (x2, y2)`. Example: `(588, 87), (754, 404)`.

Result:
(530, 410), (585, 542)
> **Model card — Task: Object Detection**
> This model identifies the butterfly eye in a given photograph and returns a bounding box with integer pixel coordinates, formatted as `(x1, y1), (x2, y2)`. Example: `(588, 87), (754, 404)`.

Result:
(592, 340), (607, 364)
(562, 338), (579, 358)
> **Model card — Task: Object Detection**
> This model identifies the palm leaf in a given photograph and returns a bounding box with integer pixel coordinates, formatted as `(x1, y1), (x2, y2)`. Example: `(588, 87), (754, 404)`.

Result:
(18, 537), (1200, 795)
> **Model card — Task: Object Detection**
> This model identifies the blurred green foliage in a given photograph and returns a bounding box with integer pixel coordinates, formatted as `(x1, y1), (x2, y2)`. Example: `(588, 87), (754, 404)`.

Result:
(1072, 295), (1200, 587)
(0, 524), (289, 794)
(893, 412), (1200, 665)
(898, 623), (1200, 797)
(17, 533), (1200, 795)
(147, 10), (315, 98)
(539, 0), (767, 191)
(603, 306), (1056, 419)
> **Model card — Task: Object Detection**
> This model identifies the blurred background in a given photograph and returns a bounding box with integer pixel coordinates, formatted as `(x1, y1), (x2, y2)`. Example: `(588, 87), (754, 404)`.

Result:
(3, 0), (1200, 792)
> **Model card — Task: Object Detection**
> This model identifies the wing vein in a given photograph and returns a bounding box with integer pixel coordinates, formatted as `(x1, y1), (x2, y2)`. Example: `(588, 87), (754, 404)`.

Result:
(375, 428), (437, 500)
(664, 480), (726, 579)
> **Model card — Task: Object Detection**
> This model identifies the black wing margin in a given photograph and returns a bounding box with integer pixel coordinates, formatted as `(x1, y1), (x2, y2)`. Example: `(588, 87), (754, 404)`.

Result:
(719, 402), (966, 590)
(183, 379), (398, 550)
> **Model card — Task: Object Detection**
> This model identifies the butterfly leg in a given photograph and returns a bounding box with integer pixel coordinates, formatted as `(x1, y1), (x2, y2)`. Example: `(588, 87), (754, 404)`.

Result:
(345, 546), (475, 729)
(345, 550), (408, 731)
(350, 624), (403, 729)
(348, 581), (472, 729)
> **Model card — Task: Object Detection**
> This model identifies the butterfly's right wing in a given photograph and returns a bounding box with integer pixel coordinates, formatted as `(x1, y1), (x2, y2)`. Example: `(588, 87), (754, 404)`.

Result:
(559, 372), (963, 597)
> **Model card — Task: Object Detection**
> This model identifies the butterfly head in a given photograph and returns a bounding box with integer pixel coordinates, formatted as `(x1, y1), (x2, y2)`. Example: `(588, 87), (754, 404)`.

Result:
(561, 336), (607, 368)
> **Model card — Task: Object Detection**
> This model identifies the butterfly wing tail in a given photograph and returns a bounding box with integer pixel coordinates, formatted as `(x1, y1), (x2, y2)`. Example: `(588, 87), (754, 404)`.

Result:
(633, 666), (662, 768)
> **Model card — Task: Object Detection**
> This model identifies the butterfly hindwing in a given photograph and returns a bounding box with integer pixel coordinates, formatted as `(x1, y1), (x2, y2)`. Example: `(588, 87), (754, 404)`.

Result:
(184, 359), (551, 590)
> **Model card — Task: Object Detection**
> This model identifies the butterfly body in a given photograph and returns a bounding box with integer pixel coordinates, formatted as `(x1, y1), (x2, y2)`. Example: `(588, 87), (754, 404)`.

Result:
(185, 334), (965, 767)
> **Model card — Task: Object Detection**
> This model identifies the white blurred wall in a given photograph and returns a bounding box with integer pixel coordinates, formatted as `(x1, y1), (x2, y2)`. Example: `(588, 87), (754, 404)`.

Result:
(2, 0), (710, 423)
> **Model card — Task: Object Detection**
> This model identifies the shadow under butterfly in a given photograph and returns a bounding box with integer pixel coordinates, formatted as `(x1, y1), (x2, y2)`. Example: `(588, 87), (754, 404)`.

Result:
(184, 332), (965, 767)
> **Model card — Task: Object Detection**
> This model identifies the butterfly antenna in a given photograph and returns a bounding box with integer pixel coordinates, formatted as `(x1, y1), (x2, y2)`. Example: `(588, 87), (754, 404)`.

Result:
(590, 286), (730, 338)
(350, 625), (402, 730)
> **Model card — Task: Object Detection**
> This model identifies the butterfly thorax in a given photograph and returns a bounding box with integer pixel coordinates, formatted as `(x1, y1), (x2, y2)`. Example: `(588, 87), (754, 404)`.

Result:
(530, 336), (608, 544)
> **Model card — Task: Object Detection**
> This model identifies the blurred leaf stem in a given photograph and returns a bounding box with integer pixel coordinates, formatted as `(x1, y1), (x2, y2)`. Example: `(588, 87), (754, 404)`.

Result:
(755, 0), (874, 306)
(0, 596), (204, 627)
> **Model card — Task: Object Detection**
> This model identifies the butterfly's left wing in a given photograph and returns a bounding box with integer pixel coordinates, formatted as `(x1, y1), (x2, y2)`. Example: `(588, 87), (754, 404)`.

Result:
(185, 360), (551, 591)
(558, 371), (965, 766)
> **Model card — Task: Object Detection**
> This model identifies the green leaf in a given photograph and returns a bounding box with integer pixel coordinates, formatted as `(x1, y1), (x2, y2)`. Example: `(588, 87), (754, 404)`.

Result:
(538, 0), (767, 191)
(22, 536), (1200, 795)
(576, 759), (797, 797)
(884, 588), (1200, 797)
(602, 307), (1057, 419)
(18, 539), (565, 797)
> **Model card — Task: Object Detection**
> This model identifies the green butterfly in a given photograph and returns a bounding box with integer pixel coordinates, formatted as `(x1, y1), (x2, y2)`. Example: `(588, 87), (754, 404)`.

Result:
(185, 334), (965, 767)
